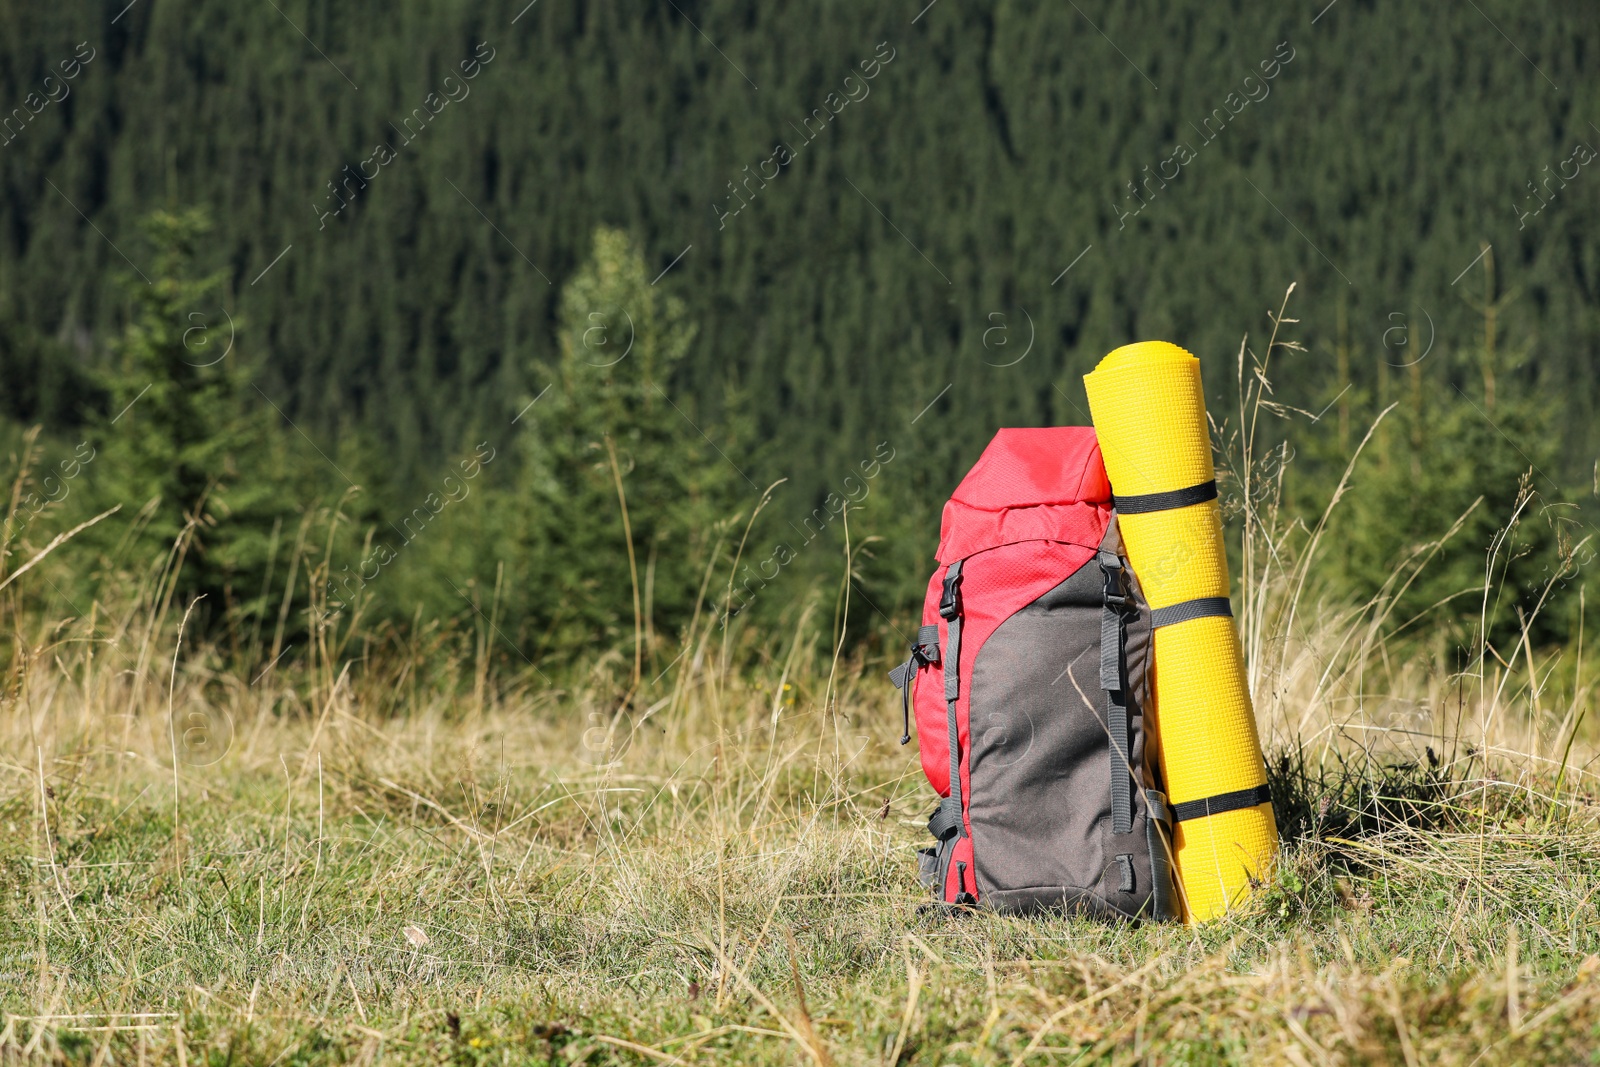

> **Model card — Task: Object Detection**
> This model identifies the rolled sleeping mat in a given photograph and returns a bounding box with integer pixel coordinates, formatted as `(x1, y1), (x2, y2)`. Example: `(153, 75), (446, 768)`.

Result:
(1083, 340), (1278, 922)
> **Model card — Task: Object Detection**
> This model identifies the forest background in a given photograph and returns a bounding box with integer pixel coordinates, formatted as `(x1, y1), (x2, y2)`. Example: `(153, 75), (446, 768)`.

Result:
(0, 0), (1594, 678)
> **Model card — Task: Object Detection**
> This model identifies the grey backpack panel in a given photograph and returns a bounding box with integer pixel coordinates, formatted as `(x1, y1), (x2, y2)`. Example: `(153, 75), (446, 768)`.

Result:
(966, 561), (1107, 894)
(962, 518), (1178, 920)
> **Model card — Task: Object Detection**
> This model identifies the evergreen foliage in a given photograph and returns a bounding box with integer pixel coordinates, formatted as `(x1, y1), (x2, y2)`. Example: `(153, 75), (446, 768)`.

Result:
(90, 209), (300, 628)
(511, 225), (744, 660)
(0, 0), (1594, 656)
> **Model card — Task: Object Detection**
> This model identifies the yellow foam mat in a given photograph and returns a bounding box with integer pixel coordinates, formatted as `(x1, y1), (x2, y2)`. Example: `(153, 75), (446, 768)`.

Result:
(1084, 340), (1278, 922)
(1117, 506), (1229, 606)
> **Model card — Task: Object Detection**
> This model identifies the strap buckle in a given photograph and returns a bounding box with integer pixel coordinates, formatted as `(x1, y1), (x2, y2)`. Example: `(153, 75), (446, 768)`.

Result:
(938, 570), (963, 620)
(1098, 551), (1129, 612)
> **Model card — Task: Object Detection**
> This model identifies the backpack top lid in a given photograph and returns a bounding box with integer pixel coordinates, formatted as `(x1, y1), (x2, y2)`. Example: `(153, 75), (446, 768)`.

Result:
(936, 426), (1111, 562)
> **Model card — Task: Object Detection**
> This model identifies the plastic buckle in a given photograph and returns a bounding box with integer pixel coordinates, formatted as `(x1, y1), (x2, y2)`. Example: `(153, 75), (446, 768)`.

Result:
(1098, 551), (1128, 610)
(938, 571), (963, 620)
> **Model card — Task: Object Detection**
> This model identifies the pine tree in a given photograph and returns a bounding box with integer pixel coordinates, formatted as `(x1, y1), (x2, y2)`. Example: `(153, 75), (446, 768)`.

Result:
(514, 226), (743, 662)
(94, 209), (292, 629)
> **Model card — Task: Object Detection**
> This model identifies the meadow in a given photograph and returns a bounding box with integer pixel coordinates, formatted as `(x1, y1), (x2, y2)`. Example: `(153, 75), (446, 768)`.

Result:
(3, 405), (1599, 1066)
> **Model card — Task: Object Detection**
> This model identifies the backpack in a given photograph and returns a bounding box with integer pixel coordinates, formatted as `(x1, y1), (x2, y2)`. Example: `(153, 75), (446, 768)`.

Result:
(889, 426), (1181, 920)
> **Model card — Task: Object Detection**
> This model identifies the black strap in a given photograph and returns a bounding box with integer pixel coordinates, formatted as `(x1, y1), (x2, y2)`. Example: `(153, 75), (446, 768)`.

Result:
(1150, 596), (1233, 629)
(941, 561), (964, 830)
(1171, 783), (1273, 823)
(1113, 479), (1218, 514)
(1115, 854), (1135, 893)
(1144, 797), (1180, 921)
(1098, 554), (1125, 690)
(1098, 552), (1133, 835)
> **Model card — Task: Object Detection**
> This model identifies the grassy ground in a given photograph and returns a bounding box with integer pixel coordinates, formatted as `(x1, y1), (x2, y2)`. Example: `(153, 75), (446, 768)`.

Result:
(5, 320), (1599, 1063)
(4, 617), (1600, 1067)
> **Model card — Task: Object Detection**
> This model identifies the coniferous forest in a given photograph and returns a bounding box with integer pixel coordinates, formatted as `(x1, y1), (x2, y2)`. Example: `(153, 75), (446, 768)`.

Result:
(0, 0), (1596, 666)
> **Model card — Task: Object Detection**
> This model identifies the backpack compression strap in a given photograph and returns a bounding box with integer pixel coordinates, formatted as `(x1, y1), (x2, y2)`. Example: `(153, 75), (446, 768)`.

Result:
(1098, 551), (1134, 835)
(1171, 783), (1273, 822)
(930, 559), (965, 843)
(1113, 479), (1218, 513)
(1150, 597), (1233, 628)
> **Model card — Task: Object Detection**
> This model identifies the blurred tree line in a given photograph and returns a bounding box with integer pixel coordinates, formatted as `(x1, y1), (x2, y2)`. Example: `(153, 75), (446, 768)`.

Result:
(0, 0), (1594, 672)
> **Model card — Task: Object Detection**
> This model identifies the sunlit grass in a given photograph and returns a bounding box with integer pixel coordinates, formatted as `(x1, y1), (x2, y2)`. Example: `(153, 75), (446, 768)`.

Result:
(3, 602), (1600, 1066)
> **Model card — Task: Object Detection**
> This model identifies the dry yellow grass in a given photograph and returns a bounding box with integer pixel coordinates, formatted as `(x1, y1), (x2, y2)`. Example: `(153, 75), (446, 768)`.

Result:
(1, 554), (1598, 1067)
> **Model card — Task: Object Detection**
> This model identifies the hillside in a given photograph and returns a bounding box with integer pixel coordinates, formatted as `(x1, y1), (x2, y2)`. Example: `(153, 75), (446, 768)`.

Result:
(1, 0), (1595, 513)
